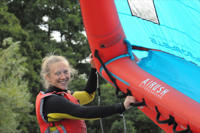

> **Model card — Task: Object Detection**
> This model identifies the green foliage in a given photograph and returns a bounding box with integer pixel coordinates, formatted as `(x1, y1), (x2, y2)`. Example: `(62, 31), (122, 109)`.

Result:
(68, 72), (87, 91)
(0, 38), (33, 133)
(111, 119), (136, 133)
(0, 2), (28, 43)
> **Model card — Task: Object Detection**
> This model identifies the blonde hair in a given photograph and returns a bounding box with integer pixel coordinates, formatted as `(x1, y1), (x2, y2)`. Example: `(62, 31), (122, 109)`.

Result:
(40, 55), (76, 89)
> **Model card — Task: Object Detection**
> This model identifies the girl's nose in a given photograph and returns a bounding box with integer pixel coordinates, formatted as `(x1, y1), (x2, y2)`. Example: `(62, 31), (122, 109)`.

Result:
(60, 72), (66, 79)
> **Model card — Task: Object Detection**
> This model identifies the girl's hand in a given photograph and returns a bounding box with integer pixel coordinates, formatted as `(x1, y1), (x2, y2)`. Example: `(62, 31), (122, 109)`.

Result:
(123, 96), (137, 110)
(89, 54), (96, 68)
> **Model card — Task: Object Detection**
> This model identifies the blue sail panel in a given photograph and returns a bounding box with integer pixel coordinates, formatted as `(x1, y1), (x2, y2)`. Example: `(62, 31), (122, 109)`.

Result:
(114, 0), (200, 66)
(138, 50), (200, 103)
(114, 0), (200, 103)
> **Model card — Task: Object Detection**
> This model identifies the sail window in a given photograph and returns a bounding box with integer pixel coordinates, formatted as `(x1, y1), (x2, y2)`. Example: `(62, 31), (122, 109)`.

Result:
(128, 0), (159, 24)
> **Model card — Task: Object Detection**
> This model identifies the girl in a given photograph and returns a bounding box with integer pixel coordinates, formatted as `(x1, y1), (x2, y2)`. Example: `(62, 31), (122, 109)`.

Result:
(36, 55), (136, 133)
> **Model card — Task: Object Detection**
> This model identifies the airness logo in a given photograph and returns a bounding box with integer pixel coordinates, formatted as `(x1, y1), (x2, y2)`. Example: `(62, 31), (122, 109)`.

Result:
(128, 0), (159, 24)
(139, 78), (170, 98)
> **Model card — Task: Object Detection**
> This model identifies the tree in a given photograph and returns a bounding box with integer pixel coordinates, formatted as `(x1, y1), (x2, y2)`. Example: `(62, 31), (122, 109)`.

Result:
(0, 38), (33, 133)
(6, 0), (90, 93)
(111, 119), (136, 133)
(0, 1), (28, 43)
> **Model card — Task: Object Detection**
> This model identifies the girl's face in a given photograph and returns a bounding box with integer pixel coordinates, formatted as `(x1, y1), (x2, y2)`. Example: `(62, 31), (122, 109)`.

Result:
(46, 61), (71, 90)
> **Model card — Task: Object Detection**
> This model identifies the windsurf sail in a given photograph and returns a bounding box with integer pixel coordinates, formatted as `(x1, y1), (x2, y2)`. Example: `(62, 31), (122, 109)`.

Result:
(79, 0), (200, 132)
(115, 0), (200, 66)
(114, 0), (200, 103)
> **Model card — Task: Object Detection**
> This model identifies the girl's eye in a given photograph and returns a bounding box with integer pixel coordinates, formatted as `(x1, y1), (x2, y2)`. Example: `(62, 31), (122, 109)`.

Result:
(55, 70), (68, 76)
(63, 70), (68, 74)
(55, 71), (61, 76)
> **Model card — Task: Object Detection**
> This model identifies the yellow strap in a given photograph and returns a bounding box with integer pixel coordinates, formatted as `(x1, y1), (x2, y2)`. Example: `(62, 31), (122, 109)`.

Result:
(49, 126), (57, 132)
(48, 113), (99, 121)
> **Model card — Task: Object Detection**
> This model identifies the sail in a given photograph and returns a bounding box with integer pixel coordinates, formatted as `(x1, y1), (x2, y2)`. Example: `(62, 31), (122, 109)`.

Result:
(114, 0), (200, 103)
(114, 0), (200, 66)
(80, 0), (200, 132)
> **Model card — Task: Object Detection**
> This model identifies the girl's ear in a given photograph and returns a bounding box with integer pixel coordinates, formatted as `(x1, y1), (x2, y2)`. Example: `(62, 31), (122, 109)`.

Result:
(45, 74), (50, 82)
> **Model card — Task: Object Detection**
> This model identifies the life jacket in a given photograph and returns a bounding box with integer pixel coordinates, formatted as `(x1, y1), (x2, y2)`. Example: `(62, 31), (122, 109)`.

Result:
(35, 91), (87, 133)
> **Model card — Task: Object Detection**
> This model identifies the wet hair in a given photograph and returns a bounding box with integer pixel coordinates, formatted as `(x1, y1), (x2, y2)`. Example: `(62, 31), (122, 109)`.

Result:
(40, 55), (75, 89)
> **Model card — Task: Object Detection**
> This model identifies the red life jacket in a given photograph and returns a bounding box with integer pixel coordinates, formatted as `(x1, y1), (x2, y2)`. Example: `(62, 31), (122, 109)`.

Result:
(35, 91), (87, 133)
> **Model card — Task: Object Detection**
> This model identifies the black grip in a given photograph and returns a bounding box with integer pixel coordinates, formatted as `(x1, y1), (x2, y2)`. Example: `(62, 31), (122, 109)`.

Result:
(130, 98), (146, 107)
(173, 123), (192, 133)
(155, 106), (174, 125)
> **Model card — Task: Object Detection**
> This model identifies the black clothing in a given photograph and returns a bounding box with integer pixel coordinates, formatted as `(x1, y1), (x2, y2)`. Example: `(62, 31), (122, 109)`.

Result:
(43, 68), (126, 121)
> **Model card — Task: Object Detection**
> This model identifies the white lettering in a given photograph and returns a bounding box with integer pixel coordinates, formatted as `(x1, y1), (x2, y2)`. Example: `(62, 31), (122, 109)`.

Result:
(152, 84), (160, 91)
(160, 89), (170, 97)
(147, 81), (157, 90)
(139, 78), (170, 98)
(139, 78), (150, 88)
(145, 80), (153, 90)
(156, 87), (164, 93)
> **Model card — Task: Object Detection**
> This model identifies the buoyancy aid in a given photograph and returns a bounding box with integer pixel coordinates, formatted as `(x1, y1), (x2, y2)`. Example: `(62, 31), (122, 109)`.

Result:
(35, 91), (87, 133)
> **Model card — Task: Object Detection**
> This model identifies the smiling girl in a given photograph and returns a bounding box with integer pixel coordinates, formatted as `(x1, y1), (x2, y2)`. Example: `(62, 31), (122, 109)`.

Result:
(35, 55), (136, 133)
